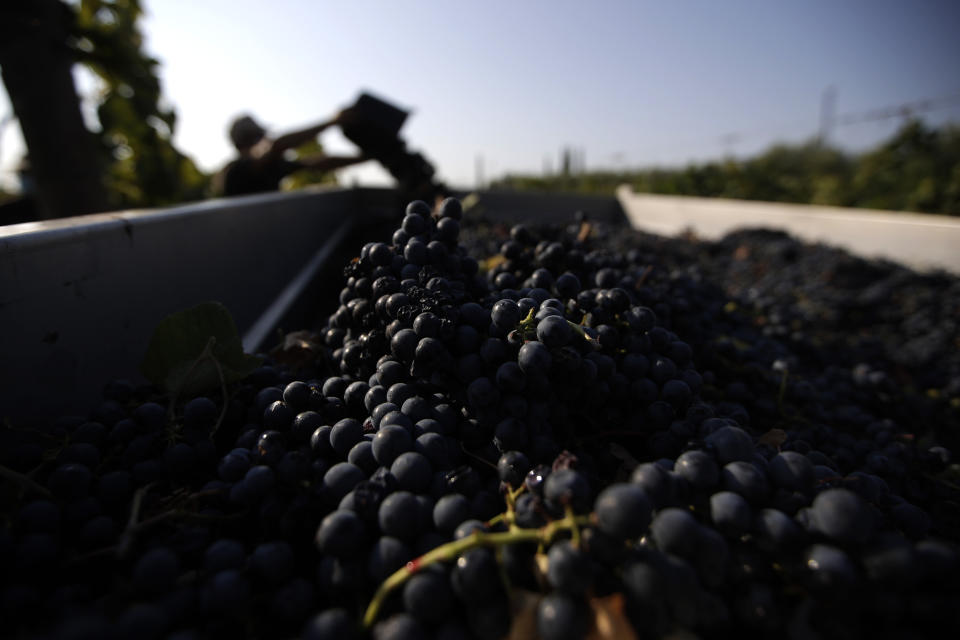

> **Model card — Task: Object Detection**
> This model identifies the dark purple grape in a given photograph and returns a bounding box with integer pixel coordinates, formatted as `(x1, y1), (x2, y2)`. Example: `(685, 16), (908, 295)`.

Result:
(330, 418), (363, 457)
(630, 462), (676, 508)
(537, 592), (589, 640)
(546, 540), (592, 595)
(403, 567), (454, 624)
(594, 483), (652, 540)
(303, 608), (358, 640)
(675, 450), (720, 490)
(433, 493), (471, 535)
(249, 540), (295, 585)
(650, 508), (702, 558)
(452, 548), (501, 602)
(808, 488), (875, 545)
(315, 509), (366, 557)
(372, 425), (413, 467)
(203, 539), (246, 573)
(391, 451), (433, 493)
(705, 426), (755, 464)
(368, 537), (413, 584)
(379, 491), (421, 540)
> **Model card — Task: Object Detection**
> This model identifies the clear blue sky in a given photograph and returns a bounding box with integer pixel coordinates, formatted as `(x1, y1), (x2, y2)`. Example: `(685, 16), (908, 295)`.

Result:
(1, 0), (959, 191)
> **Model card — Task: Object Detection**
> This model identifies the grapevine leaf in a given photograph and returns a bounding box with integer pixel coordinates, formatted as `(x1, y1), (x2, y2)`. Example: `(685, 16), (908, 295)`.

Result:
(140, 301), (261, 396)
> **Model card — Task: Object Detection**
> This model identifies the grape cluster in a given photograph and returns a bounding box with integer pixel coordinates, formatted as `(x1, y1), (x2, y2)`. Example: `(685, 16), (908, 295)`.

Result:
(1, 198), (958, 640)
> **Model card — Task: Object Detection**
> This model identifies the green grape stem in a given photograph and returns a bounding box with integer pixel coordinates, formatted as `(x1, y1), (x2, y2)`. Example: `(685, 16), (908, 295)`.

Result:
(361, 512), (593, 629)
(0, 462), (54, 499)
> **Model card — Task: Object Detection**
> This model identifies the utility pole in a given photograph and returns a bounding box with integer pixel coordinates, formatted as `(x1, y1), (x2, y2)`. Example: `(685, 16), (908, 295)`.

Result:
(474, 154), (484, 190)
(819, 85), (837, 145)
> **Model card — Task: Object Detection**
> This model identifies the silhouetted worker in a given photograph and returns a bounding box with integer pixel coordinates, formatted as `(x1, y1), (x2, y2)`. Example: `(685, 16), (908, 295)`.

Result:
(219, 110), (369, 197)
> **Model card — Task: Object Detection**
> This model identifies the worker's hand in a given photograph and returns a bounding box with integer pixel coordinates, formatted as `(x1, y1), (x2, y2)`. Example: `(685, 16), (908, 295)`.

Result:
(334, 106), (360, 127)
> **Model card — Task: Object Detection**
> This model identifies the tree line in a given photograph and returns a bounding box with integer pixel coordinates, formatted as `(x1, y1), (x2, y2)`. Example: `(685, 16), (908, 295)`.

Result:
(492, 120), (960, 216)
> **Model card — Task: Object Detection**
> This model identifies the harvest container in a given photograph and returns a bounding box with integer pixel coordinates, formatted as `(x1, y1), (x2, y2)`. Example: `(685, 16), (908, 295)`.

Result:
(0, 187), (622, 422)
(3, 184), (954, 425)
(616, 185), (960, 274)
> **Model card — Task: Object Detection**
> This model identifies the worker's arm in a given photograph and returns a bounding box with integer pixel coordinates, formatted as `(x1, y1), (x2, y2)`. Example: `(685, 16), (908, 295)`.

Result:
(298, 153), (371, 172)
(269, 119), (337, 155)
(269, 107), (359, 156)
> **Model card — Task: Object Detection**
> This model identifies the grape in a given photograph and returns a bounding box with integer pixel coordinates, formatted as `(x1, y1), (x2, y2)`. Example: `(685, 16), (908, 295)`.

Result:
(536, 315), (573, 348)
(316, 510), (366, 557)
(466, 377), (499, 409)
(630, 462), (677, 508)
(401, 396), (431, 423)
(491, 299), (521, 329)
(546, 540), (592, 595)
(390, 451), (433, 493)
(517, 341), (552, 375)
(402, 567), (454, 624)
(414, 432), (449, 468)
(537, 592), (589, 640)
(915, 540), (958, 581)
(754, 508), (804, 550)
(372, 613), (427, 640)
(709, 491), (753, 538)
(263, 400), (294, 430)
(493, 417), (527, 452)
(593, 483), (652, 540)
(47, 463), (93, 500)
(705, 426), (756, 464)
(543, 469), (591, 514)
(381, 410), (413, 432)
(379, 491), (421, 540)
(452, 548), (501, 602)
(250, 540), (295, 585)
(454, 519), (486, 540)
(368, 537), (413, 584)
(808, 488), (875, 545)
(17, 501), (60, 534)
(372, 425), (413, 467)
(512, 492), (546, 529)
(347, 441), (377, 474)
(890, 501), (932, 539)
(495, 361), (526, 393)
(321, 462), (365, 503)
(721, 461), (770, 504)
(804, 544), (858, 589)
(303, 608), (358, 640)
(497, 451), (532, 488)
(203, 539), (246, 573)
(768, 451), (815, 491)
(254, 430), (285, 466)
(132, 547), (180, 595)
(674, 449), (720, 490)
(433, 493), (471, 534)
(382, 383), (412, 407)
(650, 508), (702, 558)
(5, 196), (959, 640)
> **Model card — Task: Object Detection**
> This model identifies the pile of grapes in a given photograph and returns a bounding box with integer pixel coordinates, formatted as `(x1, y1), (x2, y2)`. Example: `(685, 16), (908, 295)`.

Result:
(2, 197), (958, 640)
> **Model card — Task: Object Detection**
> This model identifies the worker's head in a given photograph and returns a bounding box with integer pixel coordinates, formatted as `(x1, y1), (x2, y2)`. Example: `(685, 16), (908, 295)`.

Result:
(229, 115), (267, 151)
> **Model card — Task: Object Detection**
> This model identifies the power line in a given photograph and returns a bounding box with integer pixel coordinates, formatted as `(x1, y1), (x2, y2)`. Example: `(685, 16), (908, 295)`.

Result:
(834, 92), (960, 127)
(717, 90), (960, 151)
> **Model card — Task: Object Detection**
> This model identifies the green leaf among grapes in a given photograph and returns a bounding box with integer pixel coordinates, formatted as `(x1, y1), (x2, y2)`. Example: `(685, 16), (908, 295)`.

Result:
(140, 301), (262, 396)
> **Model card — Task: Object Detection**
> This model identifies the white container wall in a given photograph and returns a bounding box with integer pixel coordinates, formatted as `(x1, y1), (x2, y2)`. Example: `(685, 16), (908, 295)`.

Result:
(616, 186), (960, 274)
